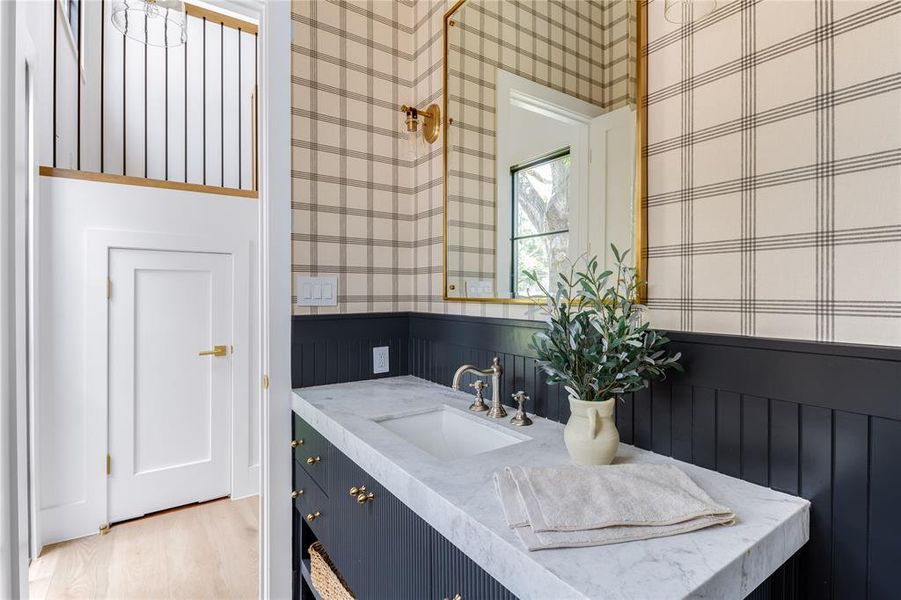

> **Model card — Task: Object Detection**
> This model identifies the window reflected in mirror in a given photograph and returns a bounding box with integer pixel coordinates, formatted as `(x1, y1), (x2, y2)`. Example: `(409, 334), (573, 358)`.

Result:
(511, 150), (571, 298)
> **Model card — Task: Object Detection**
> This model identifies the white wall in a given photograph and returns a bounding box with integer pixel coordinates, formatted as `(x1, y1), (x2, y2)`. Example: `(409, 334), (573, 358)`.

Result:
(101, 5), (257, 188)
(54, 0), (80, 170)
(36, 176), (260, 546)
(80, 0), (102, 172)
(16, 1), (56, 170)
(15, 0), (98, 171)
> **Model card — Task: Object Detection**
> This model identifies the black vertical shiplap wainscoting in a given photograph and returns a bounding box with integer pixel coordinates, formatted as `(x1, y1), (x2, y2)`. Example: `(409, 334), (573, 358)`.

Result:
(292, 312), (901, 600)
(291, 313), (410, 388)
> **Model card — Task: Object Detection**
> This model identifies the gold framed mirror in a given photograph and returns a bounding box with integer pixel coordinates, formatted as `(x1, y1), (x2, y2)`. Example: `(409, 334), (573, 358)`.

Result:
(442, 0), (647, 304)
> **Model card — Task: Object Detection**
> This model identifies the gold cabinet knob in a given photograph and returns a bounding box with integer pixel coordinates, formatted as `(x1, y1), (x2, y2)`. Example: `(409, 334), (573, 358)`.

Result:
(306, 456), (320, 465)
(305, 511), (320, 522)
(348, 485), (367, 497)
(291, 489), (303, 499)
(291, 439), (304, 448)
(356, 491), (374, 504)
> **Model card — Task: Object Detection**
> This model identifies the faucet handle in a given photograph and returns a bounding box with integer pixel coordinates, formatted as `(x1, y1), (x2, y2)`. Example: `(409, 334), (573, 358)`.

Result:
(468, 380), (489, 412)
(510, 391), (533, 426)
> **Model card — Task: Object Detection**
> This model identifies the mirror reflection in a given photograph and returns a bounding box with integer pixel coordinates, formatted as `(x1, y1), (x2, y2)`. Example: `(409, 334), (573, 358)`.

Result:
(444, 0), (640, 301)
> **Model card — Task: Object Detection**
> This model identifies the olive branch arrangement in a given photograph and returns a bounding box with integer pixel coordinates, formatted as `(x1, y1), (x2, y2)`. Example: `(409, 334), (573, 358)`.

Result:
(524, 245), (682, 402)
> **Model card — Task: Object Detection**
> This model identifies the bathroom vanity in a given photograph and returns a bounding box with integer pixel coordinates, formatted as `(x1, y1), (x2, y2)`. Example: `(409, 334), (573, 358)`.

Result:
(291, 377), (809, 600)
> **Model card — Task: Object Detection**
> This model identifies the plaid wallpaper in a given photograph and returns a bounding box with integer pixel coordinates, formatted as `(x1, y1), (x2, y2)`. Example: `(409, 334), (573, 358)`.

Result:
(292, 0), (901, 346)
(644, 0), (901, 346)
(444, 0), (637, 291)
(291, 0), (416, 315)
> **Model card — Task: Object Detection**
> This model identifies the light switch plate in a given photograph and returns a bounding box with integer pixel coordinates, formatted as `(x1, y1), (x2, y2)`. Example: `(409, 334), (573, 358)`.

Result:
(295, 276), (338, 306)
(465, 279), (494, 297)
(373, 346), (389, 374)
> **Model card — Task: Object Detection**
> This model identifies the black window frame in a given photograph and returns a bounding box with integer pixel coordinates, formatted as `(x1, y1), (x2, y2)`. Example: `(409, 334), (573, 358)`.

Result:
(510, 147), (571, 297)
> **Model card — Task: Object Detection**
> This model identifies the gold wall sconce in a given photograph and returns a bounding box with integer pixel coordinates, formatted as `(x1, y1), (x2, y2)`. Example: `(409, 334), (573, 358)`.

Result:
(400, 103), (441, 145)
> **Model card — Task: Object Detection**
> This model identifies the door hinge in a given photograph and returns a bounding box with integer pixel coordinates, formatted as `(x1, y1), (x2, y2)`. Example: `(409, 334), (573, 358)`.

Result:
(262, 374), (270, 390)
(106, 454), (111, 475)
(106, 278), (112, 300)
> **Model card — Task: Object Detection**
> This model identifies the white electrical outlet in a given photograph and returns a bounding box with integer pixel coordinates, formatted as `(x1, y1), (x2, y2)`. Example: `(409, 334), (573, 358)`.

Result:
(373, 346), (390, 374)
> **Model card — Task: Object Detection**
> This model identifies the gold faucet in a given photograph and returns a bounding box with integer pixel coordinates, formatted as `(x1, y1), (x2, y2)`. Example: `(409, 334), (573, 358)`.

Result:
(452, 357), (506, 418)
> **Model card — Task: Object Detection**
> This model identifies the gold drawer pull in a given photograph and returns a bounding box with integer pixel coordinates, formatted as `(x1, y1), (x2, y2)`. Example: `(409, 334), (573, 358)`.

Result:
(291, 439), (304, 448)
(356, 491), (374, 504)
(291, 489), (303, 499)
(348, 485), (367, 497)
(306, 456), (320, 465)
(305, 511), (320, 522)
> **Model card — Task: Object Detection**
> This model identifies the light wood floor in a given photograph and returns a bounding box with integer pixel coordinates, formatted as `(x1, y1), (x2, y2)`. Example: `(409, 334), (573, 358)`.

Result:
(29, 496), (259, 600)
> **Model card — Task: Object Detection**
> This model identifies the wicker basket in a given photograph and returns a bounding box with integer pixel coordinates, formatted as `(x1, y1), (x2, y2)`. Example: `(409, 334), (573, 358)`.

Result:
(309, 542), (356, 600)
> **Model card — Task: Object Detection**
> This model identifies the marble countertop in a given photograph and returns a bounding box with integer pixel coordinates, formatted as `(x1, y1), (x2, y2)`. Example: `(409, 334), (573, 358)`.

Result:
(292, 376), (809, 600)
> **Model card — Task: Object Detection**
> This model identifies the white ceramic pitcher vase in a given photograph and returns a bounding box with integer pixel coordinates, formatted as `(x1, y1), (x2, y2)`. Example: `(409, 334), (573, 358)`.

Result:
(563, 396), (619, 465)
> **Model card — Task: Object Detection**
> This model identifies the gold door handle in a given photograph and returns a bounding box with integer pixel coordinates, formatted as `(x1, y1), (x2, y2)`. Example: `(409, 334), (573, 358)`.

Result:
(291, 439), (304, 448)
(348, 485), (366, 497)
(356, 491), (374, 504)
(306, 456), (320, 465)
(305, 511), (320, 522)
(291, 489), (303, 499)
(199, 345), (228, 357)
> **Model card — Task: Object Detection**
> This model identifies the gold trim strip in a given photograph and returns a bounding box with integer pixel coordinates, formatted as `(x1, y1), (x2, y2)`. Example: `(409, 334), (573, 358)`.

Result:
(635, 0), (649, 305)
(185, 3), (259, 35)
(39, 167), (259, 199)
(441, 0), (649, 305)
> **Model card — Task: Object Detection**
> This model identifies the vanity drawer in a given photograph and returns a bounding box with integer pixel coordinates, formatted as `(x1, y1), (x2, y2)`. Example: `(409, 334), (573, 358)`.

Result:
(292, 414), (330, 493)
(292, 460), (329, 541)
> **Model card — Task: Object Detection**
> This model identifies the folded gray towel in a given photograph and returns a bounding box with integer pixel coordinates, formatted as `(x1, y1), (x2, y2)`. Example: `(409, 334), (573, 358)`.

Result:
(495, 464), (735, 551)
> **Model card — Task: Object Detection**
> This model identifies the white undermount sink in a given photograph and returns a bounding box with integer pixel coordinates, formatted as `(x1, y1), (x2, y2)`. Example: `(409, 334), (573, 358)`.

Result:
(375, 406), (528, 461)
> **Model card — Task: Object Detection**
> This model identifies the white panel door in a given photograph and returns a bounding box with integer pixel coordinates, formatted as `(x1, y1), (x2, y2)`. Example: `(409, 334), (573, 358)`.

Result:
(108, 248), (232, 523)
(588, 105), (636, 269)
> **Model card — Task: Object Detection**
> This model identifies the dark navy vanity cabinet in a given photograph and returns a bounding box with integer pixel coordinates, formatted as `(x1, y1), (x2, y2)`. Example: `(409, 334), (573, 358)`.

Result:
(292, 414), (516, 600)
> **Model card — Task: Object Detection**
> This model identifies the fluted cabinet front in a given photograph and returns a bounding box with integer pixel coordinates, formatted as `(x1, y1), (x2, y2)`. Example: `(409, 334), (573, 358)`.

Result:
(293, 413), (515, 600)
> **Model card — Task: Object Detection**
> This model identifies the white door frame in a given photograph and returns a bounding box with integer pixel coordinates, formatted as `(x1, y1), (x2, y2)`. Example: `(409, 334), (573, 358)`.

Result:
(256, 1), (292, 598)
(86, 230), (253, 530)
(2, 0), (31, 596)
(15, 25), (39, 570)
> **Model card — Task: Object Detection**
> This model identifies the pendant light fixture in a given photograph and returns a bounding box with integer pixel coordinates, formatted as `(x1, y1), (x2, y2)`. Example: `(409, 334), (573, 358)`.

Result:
(111, 0), (187, 48)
